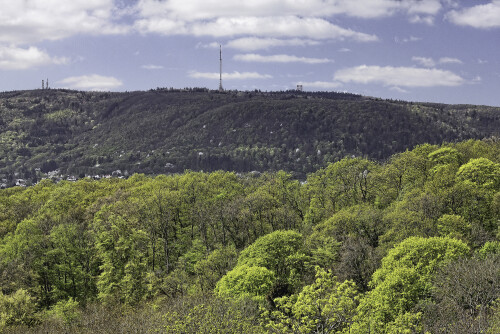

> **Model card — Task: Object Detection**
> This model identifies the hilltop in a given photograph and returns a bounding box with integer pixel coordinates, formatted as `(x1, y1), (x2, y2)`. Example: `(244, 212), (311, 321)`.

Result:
(1, 88), (499, 185)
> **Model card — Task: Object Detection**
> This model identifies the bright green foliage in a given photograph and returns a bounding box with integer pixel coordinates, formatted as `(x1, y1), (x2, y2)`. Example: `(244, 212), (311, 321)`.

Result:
(0, 139), (499, 332)
(380, 195), (435, 249)
(456, 157), (500, 189)
(313, 204), (384, 247)
(264, 267), (359, 334)
(47, 297), (81, 325)
(216, 230), (310, 300)
(437, 214), (470, 239)
(351, 236), (470, 333)
(216, 265), (276, 300)
(428, 146), (462, 166)
(0, 289), (38, 329)
(478, 241), (500, 258)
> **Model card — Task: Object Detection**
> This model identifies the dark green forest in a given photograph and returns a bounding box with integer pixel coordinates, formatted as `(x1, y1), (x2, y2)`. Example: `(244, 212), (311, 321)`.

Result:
(1, 88), (499, 185)
(1, 139), (499, 333)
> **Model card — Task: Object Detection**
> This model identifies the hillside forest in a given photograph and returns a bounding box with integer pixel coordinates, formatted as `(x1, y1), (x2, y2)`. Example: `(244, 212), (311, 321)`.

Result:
(1, 139), (499, 333)
(1, 88), (500, 186)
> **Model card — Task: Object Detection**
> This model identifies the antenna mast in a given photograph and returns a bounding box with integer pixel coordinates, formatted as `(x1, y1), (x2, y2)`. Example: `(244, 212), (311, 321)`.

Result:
(219, 45), (223, 91)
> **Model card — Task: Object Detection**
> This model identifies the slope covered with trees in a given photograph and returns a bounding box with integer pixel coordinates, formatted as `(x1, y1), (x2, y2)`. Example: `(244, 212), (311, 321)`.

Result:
(1, 139), (499, 333)
(1, 88), (499, 185)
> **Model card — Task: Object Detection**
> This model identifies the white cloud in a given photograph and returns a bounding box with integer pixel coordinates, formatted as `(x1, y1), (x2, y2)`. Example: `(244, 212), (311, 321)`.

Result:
(141, 64), (164, 70)
(295, 81), (342, 90)
(412, 56), (463, 67)
(189, 71), (272, 80)
(447, 0), (500, 28)
(0, 0), (129, 45)
(409, 15), (435, 25)
(58, 74), (123, 91)
(338, 48), (352, 52)
(412, 56), (436, 67)
(226, 37), (320, 51)
(334, 65), (465, 87)
(135, 15), (378, 41)
(0, 45), (68, 70)
(439, 57), (463, 65)
(136, 0), (442, 20)
(234, 53), (332, 64)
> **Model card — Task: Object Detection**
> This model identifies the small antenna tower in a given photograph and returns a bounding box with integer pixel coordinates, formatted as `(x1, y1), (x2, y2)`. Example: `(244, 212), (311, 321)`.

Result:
(46, 78), (49, 89)
(42, 79), (45, 90)
(219, 45), (223, 92)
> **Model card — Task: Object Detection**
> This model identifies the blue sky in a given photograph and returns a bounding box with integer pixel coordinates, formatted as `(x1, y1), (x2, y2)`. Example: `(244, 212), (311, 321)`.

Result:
(1, 0), (499, 106)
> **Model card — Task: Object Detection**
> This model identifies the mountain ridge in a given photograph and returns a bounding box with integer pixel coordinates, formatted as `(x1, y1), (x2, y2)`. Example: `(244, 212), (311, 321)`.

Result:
(1, 88), (499, 185)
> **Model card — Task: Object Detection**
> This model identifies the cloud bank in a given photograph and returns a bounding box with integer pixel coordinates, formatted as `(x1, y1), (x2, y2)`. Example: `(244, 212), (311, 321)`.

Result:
(234, 54), (332, 64)
(334, 65), (465, 87)
(58, 74), (123, 91)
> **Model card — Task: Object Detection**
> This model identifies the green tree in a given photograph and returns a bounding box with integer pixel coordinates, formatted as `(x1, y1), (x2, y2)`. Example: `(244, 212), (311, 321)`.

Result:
(351, 236), (470, 333)
(265, 267), (359, 334)
(94, 210), (149, 304)
(0, 289), (38, 329)
(456, 157), (500, 189)
(216, 230), (310, 301)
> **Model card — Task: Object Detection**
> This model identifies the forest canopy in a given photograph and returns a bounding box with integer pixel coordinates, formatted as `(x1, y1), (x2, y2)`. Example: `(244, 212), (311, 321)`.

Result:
(0, 139), (499, 333)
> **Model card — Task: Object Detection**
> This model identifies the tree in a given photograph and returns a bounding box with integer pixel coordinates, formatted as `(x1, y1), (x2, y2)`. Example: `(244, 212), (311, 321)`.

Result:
(216, 231), (310, 302)
(94, 210), (149, 304)
(421, 255), (500, 334)
(351, 236), (470, 333)
(456, 157), (500, 189)
(0, 289), (38, 329)
(264, 267), (359, 334)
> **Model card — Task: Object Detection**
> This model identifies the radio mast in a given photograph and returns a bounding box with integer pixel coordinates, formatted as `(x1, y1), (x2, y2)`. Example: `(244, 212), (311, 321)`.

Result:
(219, 45), (223, 92)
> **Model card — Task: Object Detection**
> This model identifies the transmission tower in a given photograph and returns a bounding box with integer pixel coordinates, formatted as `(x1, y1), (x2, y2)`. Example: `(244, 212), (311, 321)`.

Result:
(219, 45), (223, 92)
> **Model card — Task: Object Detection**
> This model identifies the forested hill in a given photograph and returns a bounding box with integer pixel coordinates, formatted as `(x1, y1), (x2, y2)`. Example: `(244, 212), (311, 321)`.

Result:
(1, 88), (499, 184)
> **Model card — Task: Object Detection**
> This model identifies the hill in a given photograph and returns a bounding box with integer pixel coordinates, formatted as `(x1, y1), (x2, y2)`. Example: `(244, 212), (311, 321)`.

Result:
(1, 88), (499, 185)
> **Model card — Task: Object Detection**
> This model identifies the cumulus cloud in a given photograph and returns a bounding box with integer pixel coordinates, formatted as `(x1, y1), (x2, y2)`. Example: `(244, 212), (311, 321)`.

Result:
(0, 0), (129, 45)
(0, 45), (68, 70)
(447, 0), (500, 28)
(135, 0), (442, 20)
(334, 65), (465, 87)
(189, 71), (272, 80)
(295, 81), (342, 90)
(58, 74), (123, 91)
(226, 37), (320, 51)
(234, 54), (332, 64)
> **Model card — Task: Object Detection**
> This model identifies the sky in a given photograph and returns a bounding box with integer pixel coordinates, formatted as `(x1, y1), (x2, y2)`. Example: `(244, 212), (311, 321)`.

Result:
(1, 0), (500, 106)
